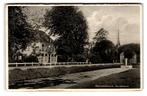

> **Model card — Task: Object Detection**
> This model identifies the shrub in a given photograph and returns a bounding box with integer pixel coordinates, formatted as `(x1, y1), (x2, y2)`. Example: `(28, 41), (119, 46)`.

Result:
(24, 55), (38, 62)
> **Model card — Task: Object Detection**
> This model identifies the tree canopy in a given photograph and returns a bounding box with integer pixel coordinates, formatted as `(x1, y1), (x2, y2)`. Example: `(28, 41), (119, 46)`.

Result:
(90, 40), (115, 63)
(8, 6), (34, 62)
(89, 28), (116, 63)
(93, 28), (108, 43)
(118, 43), (140, 60)
(8, 6), (51, 62)
(43, 6), (88, 61)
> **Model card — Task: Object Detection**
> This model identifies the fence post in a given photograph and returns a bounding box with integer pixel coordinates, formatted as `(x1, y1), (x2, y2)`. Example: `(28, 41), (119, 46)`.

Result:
(16, 62), (17, 67)
(125, 58), (128, 66)
(32, 62), (33, 66)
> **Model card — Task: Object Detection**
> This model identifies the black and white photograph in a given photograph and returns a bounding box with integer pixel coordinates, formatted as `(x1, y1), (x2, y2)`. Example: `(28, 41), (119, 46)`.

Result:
(6, 3), (142, 90)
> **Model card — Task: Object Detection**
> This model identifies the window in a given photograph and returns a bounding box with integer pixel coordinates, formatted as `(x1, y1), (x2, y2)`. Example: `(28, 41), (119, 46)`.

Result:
(41, 54), (44, 56)
(45, 54), (47, 56)
(18, 56), (22, 60)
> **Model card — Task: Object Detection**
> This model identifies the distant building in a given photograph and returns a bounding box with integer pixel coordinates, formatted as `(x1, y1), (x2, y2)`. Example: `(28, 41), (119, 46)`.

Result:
(120, 52), (124, 64)
(119, 52), (138, 64)
(37, 42), (57, 64)
(37, 43), (50, 64)
(14, 50), (24, 63)
(21, 40), (57, 64)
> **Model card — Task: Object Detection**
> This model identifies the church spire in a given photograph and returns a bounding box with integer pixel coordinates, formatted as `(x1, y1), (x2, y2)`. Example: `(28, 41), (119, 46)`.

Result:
(116, 23), (120, 48)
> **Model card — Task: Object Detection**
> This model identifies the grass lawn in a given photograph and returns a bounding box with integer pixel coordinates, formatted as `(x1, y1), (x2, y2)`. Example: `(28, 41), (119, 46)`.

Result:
(69, 68), (140, 88)
(9, 64), (121, 86)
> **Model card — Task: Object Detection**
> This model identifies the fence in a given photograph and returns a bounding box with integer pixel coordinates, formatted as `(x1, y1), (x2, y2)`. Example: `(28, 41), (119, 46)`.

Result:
(8, 62), (121, 70)
(9, 62), (90, 67)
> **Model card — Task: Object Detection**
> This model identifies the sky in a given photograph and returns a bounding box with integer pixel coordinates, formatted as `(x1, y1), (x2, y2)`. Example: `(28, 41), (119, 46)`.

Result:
(23, 5), (141, 45)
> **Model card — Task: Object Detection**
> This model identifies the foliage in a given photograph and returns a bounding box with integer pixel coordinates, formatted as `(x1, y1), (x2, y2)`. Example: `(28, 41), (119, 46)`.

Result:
(91, 40), (115, 63)
(24, 55), (38, 62)
(118, 43), (140, 62)
(72, 54), (86, 62)
(89, 53), (102, 63)
(89, 28), (114, 63)
(8, 6), (52, 62)
(8, 6), (34, 62)
(43, 6), (88, 62)
(57, 55), (68, 62)
(93, 28), (108, 42)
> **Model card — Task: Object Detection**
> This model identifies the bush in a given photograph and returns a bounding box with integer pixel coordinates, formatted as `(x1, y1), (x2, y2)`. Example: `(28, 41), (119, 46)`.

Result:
(57, 55), (68, 62)
(73, 54), (86, 62)
(24, 55), (38, 62)
(89, 53), (102, 63)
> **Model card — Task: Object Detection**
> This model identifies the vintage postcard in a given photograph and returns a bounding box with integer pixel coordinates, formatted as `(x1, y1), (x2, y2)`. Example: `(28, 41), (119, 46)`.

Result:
(6, 3), (143, 91)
